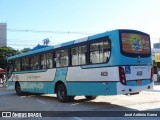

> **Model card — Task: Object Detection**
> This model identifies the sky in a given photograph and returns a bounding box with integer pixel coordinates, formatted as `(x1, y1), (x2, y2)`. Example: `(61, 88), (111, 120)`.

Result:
(0, 0), (160, 50)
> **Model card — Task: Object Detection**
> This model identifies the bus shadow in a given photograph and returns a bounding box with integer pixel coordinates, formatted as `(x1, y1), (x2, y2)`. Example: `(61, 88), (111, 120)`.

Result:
(13, 92), (139, 111)
(5, 89), (160, 111)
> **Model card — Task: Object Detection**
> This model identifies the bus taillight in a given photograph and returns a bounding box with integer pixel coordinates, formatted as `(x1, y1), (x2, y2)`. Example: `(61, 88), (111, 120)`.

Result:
(119, 67), (127, 85)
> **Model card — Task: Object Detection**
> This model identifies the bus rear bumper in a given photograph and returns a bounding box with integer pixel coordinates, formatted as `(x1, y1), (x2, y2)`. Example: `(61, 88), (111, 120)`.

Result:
(116, 81), (154, 95)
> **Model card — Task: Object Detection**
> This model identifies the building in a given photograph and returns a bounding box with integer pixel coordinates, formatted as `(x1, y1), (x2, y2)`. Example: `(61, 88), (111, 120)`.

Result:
(0, 23), (7, 46)
(153, 43), (160, 49)
(152, 48), (160, 82)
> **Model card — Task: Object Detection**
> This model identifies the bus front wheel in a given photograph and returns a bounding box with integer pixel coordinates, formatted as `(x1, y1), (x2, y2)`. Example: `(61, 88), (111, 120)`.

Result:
(15, 82), (23, 96)
(56, 83), (74, 103)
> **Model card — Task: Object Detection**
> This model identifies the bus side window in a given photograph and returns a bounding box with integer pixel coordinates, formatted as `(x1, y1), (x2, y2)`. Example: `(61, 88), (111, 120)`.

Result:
(60, 50), (68, 67)
(47, 53), (53, 68)
(41, 54), (47, 69)
(90, 43), (99, 64)
(30, 55), (40, 70)
(55, 49), (69, 67)
(55, 51), (61, 67)
(79, 46), (87, 65)
(22, 57), (29, 71)
(14, 59), (21, 71)
(71, 47), (78, 66)
(8, 60), (14, 73)
(71, 46), (87, 66)
(90, 40), (111, 64)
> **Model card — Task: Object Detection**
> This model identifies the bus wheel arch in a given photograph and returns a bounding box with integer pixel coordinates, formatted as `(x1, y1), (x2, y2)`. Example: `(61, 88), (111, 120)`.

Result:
(15, 81), (23, 96)
(55, 81), (64, 93)
(55, 81), (74, 102)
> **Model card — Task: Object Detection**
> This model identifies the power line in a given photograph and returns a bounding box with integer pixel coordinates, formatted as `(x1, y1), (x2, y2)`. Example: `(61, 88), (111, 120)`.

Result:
(7, 28), (96, 35)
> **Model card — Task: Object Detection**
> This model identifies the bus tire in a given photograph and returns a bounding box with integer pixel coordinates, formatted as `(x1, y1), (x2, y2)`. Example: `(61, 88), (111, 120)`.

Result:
(15, 82), (23, 96)
(85, 96), (96, 100)
(56, 83), (72, 103)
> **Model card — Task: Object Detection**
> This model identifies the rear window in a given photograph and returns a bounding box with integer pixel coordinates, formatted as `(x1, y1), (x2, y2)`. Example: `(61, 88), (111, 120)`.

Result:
(120, 31), (151, 57)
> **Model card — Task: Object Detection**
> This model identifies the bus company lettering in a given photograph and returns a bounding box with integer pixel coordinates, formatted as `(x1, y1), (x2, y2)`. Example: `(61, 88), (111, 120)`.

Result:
(133, 66), (147, 70)
(27, 75), (40, 79)
(101, 71), (108, 76)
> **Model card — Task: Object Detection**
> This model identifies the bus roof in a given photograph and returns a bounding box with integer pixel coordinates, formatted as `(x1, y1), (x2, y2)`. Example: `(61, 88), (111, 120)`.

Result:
(8, 29), (148, 60)
(7, 30), (113, 60)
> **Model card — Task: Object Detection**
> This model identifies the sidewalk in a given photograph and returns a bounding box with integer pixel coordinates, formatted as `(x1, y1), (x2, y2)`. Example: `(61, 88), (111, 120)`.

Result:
(153, 82), (160, 91)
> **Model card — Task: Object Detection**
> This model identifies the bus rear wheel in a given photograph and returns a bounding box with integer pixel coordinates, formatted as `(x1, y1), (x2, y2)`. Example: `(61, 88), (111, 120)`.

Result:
(15, 83), (23, 96)
(56, 83), (74, 103)
(85, 96), (96, 100)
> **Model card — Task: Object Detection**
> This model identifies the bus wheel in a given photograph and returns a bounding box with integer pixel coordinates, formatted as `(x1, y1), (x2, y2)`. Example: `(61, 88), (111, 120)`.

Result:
(56, 84), (71, 103)
(15, 83), (23, 96)
(85, 96), (96, 100)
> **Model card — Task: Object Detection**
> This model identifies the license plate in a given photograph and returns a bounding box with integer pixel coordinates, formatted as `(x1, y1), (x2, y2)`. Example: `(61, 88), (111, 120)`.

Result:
(136, 80), (142, 84)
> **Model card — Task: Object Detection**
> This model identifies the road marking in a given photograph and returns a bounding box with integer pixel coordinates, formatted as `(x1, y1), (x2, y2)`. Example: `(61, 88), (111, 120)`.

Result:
(71, 103), (80, 106)
(37, 99), (46, 104)
(28, 95), (35, 97)
(20, 96), (26, 98)
(74, 117), (83, 120)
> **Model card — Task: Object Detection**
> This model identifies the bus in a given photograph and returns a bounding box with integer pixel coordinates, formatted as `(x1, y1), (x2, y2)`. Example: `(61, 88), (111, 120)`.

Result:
(7, 29), (154, 102)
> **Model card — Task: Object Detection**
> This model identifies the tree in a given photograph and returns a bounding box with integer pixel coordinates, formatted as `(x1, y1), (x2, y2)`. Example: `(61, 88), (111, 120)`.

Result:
(0, 46), (20, 69)
(20, 48), (31, 53)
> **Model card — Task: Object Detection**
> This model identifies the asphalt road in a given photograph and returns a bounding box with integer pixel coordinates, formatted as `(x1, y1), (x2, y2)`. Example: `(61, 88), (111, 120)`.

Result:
(0, 83), (160, 120)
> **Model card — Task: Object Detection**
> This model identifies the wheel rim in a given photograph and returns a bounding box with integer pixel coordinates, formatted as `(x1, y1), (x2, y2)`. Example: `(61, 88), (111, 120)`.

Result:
(16, 84), (21, 93)
(58, 87), (65, 99)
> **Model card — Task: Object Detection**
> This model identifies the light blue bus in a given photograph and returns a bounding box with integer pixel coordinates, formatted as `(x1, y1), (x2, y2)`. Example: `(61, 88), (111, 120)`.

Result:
(7, 29), (153, 102)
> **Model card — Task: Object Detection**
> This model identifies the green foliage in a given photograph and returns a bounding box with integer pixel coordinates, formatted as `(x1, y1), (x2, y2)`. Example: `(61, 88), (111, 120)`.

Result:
(0, 46), (31, 69)
(0, 46), (20, 69)
(20, 48), (31, 53)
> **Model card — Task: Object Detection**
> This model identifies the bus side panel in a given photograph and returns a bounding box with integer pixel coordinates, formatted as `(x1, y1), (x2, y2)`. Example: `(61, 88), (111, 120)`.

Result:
(11, 69), (56, 94)
(34, 81), (54, 94)
(16, 81), (54, 94)
(7, 81), (15, 89)
(53, 67), (72, 94)
(67, 82), (117, 96)
(21, 82), (34, 92)
(67, 66), (119, 82)
(66, 66), (119, 96)
(54, 68), (68, 82)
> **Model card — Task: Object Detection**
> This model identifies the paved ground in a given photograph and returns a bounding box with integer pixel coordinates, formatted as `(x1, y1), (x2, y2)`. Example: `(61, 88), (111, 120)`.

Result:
(0, 82), (160, 120)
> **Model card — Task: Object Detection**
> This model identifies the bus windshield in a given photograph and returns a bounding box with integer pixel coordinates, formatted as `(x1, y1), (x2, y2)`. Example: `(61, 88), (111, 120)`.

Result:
(120, 31), (151, 57)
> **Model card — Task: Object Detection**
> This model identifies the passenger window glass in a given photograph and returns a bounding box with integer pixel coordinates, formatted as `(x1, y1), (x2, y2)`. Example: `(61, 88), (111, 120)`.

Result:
(41, 54), (47, 69)
(47, 53), (53, 68)
(71, 47), (78, 66)
(90, 40), (111, 64)
(14, 59), (21, 71)
(71, 46), (87, 66)
(79, 46), (87, 65)
(22, 58), (29, 70)
(55, 49), (68, 67)
(30, 55), (40, 70)
(90, 43), (100, 63)
(8, 60), (14, 73)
